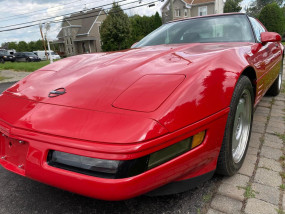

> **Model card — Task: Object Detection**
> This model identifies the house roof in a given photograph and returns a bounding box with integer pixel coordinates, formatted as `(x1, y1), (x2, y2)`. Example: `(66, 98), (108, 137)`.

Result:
(57, 29), (63, 38)
(56, 8), (103, 38)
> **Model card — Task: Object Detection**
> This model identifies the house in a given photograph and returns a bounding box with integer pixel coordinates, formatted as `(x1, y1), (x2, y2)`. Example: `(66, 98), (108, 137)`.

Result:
(161, 0), (224, 23)
(52, 8), (107, 56)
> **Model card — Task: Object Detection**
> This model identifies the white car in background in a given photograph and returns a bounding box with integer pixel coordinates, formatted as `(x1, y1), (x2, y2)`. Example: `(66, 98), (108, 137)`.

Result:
(33, 50), (61, 61)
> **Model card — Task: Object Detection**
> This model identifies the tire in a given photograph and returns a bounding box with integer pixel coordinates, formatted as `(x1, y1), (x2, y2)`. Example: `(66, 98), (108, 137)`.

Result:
(26, 58), (31, 62)
(216, 76), (254, 176)
(266, 59), (283, 96)
(0, 58), (4, 64)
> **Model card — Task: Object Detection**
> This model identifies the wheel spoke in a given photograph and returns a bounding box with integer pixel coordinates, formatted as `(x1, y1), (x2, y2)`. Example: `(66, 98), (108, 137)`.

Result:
(232, 89), (252, 163)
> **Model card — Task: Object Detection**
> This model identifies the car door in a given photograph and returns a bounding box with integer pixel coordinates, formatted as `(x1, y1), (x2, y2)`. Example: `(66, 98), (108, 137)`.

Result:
(18, 53), (25, 62)
(255, 19), (282, 87)
(14, 53), (20, 62)
(249, 17), (282, 100)
(21, 53), (28, 62)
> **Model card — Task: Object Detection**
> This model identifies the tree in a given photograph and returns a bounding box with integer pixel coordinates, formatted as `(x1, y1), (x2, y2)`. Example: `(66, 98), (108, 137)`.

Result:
(246, 0), (283, 17)
(28, 41), (35, 52)
(126, 13), (162, 48)
(34, 39), (44, 50)
(8, 42), (17, 50)
(100, 3), (130, 51)
(258, 3), (285, 35)
(1, 42), (9, 49)
(153, 12), (162, 30)
(224, 0), (242, 13)
(17, 41), (28, 52)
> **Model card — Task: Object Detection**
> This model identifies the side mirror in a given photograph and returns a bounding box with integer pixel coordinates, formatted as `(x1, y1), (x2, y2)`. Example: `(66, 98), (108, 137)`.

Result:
(261, 32), (281, 43)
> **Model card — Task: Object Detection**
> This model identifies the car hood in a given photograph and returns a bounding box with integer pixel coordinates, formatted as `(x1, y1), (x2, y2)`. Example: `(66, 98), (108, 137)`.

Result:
(6, 43), (251, 113)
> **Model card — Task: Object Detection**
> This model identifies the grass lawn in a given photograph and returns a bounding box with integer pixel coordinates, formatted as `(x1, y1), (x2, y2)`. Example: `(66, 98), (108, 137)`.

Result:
(0, 61), (51, 72)
(0, 76), (12, 81)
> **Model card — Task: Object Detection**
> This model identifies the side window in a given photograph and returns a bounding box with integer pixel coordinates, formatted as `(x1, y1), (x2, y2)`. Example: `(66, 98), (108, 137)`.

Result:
(249, 17), (265, 43)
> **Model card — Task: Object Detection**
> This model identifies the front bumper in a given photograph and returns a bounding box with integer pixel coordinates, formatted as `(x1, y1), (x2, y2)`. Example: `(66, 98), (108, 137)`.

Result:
(0, 106), (229, 200)
(4, 56), (15, 61)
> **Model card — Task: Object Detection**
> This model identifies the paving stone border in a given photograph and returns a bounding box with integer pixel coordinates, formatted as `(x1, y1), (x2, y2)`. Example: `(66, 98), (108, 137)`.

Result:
(206, 64), (285, 214)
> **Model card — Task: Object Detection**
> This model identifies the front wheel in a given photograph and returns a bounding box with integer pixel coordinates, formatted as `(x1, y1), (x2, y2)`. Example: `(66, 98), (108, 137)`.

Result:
(0, 58), (4, 64)
(216, 76), (254, 176)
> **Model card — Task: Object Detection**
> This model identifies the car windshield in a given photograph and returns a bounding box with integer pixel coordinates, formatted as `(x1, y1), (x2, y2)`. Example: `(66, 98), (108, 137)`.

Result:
(0, 50), (8, 55)
(24, 52), (36, 56)
(134, 15), (255, 48)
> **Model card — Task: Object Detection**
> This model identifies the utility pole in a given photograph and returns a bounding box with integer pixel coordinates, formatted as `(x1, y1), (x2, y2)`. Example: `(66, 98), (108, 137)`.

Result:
(47, 38), (53, 64)
(39, 23), (48, 60)
(45, 22), (53, 64)
(170, 0), (173, 21)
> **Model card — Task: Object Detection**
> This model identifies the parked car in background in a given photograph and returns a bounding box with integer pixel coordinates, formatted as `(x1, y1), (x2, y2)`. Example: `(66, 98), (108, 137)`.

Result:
(0, 13), (283, 201)
(7, 49), (16, 55)
(33, 50), (61, 61)
(0, 49), (16, 63)
(14, 52), (41, 62)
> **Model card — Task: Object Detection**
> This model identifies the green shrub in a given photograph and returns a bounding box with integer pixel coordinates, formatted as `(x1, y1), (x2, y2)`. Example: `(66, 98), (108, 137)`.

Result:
(258, 3), (285, 35)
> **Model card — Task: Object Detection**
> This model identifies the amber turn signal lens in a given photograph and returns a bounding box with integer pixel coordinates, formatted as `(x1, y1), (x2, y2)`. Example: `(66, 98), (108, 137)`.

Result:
(191, 131), (206, 149)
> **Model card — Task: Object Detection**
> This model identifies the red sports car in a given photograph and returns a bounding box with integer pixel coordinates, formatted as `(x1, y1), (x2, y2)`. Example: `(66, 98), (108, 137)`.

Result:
(0, 13), (283, 200)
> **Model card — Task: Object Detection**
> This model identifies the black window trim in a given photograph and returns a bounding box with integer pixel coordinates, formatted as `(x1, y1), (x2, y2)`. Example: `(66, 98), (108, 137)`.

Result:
(246, 16), (259, 43)
(247, 16), (267, 44)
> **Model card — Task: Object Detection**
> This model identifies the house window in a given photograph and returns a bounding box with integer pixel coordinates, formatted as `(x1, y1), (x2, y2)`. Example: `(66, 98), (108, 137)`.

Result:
(175, 9), (180, 17)
(70, 38), (72, 45)
(184, 9), (188, 17)
(198, 6), (207, 16)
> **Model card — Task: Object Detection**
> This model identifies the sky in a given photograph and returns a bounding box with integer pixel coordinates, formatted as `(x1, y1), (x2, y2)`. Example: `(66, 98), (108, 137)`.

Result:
(0, 0), (253, 45)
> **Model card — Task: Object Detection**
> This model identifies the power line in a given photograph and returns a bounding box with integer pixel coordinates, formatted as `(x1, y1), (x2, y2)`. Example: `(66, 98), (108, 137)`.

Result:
(0, 0), (159, 33)
(0, 0), (81, 20)
(0, 0), (129, 29)
(0, 0), (104, 22)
